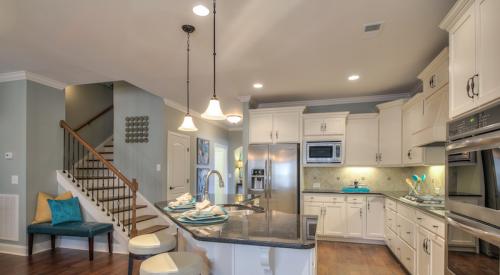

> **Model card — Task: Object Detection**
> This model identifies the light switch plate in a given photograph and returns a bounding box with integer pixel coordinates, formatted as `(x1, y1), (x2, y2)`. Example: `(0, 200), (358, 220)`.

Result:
(156, 164), (161, 172)
(11, 175), (18, 185)
(4, 152), (13, 159)
(312, 182), (321, 189)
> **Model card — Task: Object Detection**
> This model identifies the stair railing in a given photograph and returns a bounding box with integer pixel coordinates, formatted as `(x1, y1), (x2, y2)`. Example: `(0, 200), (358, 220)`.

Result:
(60, 120), (138, 238)
(74, 105), (113, 132)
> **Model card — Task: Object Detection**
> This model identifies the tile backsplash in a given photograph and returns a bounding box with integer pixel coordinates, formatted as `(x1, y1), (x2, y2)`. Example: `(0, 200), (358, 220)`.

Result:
(303, 165), (445, 195)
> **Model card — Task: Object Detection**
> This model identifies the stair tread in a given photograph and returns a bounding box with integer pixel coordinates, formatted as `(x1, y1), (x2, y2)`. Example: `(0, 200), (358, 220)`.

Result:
(99, 195), (132, 202)
(104, 145), (114, 147)
(122, 215), (157, 226)
(87, 186), (125, 191)
(138, 225), (169, 235)
(76, 167), (109, 170)
(87, 159), (114, 162)
(75, 176), (116, 180)
(98, 151), (113, 154)
(110, 205), (147, 214)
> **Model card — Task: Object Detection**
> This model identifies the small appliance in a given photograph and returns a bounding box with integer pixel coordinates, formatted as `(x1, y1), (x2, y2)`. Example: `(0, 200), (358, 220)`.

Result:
(304, 141), (342, 164)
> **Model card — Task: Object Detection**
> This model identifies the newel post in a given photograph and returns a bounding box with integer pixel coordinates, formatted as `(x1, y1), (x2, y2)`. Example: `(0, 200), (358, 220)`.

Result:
(131, 178), (139, 238)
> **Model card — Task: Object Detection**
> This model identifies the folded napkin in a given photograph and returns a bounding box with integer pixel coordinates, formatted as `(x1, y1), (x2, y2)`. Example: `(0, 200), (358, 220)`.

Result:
(168, 193), (194, 207)
(195, 199), (211, 210)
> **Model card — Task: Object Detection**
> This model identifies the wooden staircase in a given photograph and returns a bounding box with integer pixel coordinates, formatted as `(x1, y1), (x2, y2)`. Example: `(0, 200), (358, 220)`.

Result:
(60, 120), (169, 238)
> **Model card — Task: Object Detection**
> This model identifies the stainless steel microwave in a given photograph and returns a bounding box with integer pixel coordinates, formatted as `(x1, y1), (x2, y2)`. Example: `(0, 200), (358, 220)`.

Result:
(304, 141), (342, 164)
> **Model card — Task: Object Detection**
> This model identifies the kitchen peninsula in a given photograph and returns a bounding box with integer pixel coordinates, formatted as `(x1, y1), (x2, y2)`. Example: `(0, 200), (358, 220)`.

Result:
(155, 195), (315, 275)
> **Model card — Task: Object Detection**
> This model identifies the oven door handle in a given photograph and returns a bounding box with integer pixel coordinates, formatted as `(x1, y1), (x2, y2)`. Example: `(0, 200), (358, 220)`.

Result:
(446, 216), (500, 246)
(447, 130), (500, 153)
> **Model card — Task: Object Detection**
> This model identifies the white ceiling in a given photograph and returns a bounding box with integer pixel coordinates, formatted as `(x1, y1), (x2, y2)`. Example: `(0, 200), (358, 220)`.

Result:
(0, 0), (455, 117)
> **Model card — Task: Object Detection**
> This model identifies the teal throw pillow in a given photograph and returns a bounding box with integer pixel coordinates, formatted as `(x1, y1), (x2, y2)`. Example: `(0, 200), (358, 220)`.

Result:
(47, 197), (83, 225)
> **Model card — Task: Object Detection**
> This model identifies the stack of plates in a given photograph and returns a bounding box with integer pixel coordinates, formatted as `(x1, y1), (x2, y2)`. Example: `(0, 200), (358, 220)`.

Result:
(177, 208), (229, 225)
(164, 199), (196, 212)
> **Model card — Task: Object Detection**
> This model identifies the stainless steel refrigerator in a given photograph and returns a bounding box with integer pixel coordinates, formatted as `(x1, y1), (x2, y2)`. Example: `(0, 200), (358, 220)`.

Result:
(247, 143), (300, 214)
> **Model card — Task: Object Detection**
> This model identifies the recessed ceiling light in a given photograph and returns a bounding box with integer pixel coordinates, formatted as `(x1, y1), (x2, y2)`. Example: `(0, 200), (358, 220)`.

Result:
(348, 75), (360, 81)
(193, 5), (210, 16)
(226, 115), (242, 124)
(253, 83), (263, 89)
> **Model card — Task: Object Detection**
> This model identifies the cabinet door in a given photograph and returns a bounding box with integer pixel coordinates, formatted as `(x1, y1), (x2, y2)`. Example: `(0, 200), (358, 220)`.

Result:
(417, 227), (431, 275)
(402, 103), (425, 165)
(345, 202), (365, 238)
(379, 104), (402, 166)
(345, 115), (379, 166)
(477, 0), (500, 107)
(449, 3), (477, 118)
(249, 113), (273, 144)
(419, 87), (449, 144)
(273, 112), (300, 143)
(303, 118), (324, 136)
(323, 117), (345, 136)
(366, 196), (385, 239)
(323, 202), (346, 237)
(430, 235), (445, 275)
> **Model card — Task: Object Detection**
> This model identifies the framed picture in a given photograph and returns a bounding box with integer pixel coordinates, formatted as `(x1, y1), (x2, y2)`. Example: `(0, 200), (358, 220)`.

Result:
(196, 168), (210, 195)
(197, 138), (210, 165)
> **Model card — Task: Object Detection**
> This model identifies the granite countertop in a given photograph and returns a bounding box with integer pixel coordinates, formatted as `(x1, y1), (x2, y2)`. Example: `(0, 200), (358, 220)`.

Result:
(155, 195), (315, 249)
(302, 188), (446, 219)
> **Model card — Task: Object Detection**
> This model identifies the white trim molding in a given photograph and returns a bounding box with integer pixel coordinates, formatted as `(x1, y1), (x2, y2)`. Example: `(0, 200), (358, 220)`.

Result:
(257, 92), (410, 108)
(0, 240), (52, 256)
(0, 71), (67, 90)
(238, 95), (252, 103)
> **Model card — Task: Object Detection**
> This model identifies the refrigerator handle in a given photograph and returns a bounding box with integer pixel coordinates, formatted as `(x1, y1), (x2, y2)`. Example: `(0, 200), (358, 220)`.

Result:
(268, 158), (272, 198)
(264, 160), (268, 198)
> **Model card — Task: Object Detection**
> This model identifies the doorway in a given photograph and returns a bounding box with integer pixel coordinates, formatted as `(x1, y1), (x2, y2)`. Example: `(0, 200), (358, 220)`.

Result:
(214, 143), (228, 198)
(167, 131), (190, 200)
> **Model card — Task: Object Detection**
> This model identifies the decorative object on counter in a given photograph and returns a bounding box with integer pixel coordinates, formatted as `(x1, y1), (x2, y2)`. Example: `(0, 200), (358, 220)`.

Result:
(405, 178), (419, 196)
(196, 168), (210, 195)
(178, 24), (198, 132)
(196, 138), (210, 165)
(125, 116), (149, 143)
(341, 186), (371, 193)
(165, 193), (196, 212)
(178, 202), (229, 225)
(201, 0), (226, 120)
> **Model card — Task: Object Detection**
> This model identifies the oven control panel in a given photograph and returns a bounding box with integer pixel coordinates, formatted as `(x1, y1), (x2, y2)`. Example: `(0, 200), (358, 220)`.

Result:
(449, 101), (500, 140)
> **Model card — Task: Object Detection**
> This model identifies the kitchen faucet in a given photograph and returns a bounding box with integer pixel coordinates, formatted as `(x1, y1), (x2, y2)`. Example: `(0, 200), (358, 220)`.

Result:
(203, 169), (225, 201)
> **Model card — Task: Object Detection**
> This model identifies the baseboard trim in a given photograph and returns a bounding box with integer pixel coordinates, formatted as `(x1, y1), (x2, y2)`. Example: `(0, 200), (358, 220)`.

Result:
(0, 240), (52, 256)
(58, 238), (128, 254)
(316, 236), (385, 245)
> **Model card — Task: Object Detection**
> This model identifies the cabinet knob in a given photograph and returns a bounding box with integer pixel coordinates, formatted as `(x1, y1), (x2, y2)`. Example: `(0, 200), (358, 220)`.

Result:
(432, 225), (439, 228)
(466, 78), (474, 99)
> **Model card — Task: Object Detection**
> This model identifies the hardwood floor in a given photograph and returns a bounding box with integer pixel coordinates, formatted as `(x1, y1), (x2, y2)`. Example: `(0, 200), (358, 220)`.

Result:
(317, 241), (409, 275)
(0, 242), (407, 275)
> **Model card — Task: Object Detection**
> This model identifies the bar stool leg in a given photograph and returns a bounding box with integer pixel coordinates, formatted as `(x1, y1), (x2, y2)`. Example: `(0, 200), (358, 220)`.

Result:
(128, 253), (134, 275)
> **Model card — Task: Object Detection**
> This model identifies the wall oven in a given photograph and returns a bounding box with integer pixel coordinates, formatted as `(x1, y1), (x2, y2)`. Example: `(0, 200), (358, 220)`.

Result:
(304, 141), (342, 164)
(446, 100), (500, 274)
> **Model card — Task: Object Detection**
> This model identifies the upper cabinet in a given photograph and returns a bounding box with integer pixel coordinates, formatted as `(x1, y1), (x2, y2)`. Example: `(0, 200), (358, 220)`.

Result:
(377, 100), (404, 166)
(249, 106), (305, 144)
(303, 112), (348, 138)
(440, 0), (500, 119)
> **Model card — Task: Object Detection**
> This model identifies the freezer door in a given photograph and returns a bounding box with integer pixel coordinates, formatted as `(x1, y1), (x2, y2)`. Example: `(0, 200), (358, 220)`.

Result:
(247, 144), (269, 194)
(269, 144), (299, 214)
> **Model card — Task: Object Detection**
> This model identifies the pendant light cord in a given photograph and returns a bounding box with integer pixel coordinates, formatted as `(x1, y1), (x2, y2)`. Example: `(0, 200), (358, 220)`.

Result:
(186, 31), (191, 114)
(212, 0), (217, 99)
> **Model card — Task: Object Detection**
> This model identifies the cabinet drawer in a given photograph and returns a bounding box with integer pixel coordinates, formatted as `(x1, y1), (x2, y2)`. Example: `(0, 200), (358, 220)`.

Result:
(399, 239), (415, 274)
(397, 202), (416, 220)
(303, 194), (329, 203)
(384, 226), (397, 253)
(385, 209), (397, 231)
(397, 214), (416, 249)
(385, 198), (397, 211)
(415, 211), (445, 238)
(347, 195), (365, 203)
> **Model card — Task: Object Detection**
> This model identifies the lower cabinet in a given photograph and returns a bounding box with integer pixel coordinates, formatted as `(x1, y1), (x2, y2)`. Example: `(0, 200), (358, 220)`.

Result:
(323, 202), (347, 236)
(417, 227), (445, 275)
(366, 196), (385, 239)
(345, 201), (365, 238)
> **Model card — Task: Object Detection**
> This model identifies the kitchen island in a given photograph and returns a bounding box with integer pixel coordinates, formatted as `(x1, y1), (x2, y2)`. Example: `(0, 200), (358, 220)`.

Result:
(155, 195), (315, 275)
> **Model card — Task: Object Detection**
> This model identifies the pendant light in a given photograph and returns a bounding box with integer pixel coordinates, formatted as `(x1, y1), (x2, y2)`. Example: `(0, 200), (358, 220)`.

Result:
(178, 24), (198, 132)
(201, 0), (226, 120)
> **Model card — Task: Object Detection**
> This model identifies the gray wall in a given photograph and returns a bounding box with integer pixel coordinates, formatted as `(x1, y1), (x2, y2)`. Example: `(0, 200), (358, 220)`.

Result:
(113, 82), (166, 203)
(228, 130), (243, 193)
(0, 80), (64, 247)
(65, 84), (113, 147)
(0, 80), (28, 246)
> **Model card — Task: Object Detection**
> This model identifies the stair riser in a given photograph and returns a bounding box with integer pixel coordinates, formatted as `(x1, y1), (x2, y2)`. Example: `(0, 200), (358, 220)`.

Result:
(134, 217), (164, 231)
(74, 178), (125, 187)
(73, 170), (112, 177)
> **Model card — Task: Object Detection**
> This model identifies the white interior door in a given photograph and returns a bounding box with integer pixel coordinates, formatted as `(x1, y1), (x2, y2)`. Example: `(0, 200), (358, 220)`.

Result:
(167, 132), (190, 200)
(214, 143), (228, 197)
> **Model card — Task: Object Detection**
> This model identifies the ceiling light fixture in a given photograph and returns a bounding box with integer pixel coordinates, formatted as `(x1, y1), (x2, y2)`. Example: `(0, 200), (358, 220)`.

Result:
(226, 115), (242, 124)
(253, 83), (263, 89)
(201, 0), (226, 121)
(192, 5), (210, 16)
(178, 24), (198, 132)
(348, 74), (360, 81)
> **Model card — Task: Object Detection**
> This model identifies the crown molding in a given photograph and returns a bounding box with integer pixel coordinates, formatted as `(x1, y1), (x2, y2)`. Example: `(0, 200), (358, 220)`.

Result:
(163, 98), (230, 131)
(238, 95), (252, 103)
(439, 0), (474, 31)
(257, 92), (410, 108)
(228, 127), (243, 132)
(0, 71), (67, 90)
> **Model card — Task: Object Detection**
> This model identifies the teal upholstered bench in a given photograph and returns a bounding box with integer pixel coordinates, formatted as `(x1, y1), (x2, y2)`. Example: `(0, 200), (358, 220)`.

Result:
(27, 222), (114, 260)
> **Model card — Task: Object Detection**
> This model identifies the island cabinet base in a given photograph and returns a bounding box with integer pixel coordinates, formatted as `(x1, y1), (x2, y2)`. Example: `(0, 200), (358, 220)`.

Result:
(177, 229), (316, 275)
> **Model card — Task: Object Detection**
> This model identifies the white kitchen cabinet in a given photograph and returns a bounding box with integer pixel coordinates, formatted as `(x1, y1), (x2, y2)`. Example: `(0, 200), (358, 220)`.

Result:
(323, 202), (346, 236)
(365, 196), (385, 239)
(303, 202), (323, 217)
(303, 112), (348, 137)
(377, 100), (404, 166)
(345, 201), (365, 238)
(345, 113), (379, 166)
(249, 107), (305, 144)
(441, 0), (500, 119)
(417, 226), (445, 275)
(417, 227), (431, 275)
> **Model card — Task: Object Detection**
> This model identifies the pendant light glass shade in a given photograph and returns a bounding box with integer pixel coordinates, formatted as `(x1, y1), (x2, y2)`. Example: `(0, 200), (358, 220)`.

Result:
(178, 114), (198, 131)
(201, 97), (226, 120)
(178, 24), (198, 132)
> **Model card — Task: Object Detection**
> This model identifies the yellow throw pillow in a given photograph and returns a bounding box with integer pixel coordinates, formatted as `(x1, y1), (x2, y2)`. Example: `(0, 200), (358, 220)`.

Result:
(32, 192), (73, 224)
